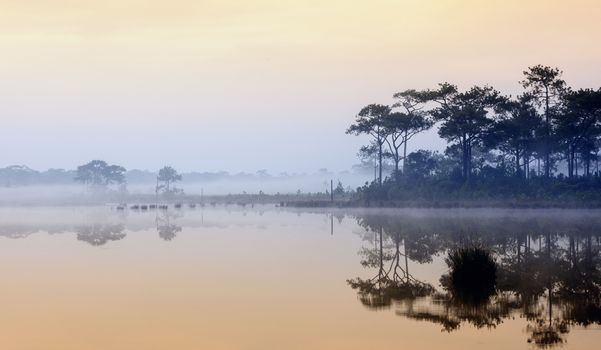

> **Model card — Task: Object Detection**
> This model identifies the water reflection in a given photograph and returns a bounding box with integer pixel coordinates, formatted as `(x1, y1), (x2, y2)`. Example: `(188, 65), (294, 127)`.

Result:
(76, 224), (126, 246)
(0, 206), (600, 347)
(0, 206), (277, 244)
(155, 210), (182, 241)
(348, 212), (601, 348)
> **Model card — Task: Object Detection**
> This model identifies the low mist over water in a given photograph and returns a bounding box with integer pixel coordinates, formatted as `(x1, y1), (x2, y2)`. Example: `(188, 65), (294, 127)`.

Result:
(0, 165), (370, 205)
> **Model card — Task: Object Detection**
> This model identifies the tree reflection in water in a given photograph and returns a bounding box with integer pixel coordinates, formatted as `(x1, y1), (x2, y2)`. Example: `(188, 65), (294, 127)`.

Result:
(156, 210), (182, 241)
(76, 224), (126, 246)
(347, 222), (434, 309)
(348, 212), (601, 347)
(443, 246), (497, 305)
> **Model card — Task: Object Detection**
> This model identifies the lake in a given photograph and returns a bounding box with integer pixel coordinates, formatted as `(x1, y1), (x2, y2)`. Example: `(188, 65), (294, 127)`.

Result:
(0, 206), (599, 349)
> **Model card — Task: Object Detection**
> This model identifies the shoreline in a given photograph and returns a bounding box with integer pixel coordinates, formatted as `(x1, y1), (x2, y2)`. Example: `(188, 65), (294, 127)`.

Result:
(1, 196), (601, 209)
(281, 199), (601, 209)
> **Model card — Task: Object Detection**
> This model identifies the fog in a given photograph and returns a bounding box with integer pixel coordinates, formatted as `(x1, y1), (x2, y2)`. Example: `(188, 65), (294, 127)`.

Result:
(3, 205), (601, 238)
(0, 171), (373, 205)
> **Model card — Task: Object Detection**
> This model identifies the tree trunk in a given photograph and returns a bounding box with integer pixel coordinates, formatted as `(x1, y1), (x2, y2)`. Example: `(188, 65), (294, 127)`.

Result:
(374, 155), (377, 182)
(378, 141), (383, 185)
(568, 148), (574, 178)
(462, 135), (469, 180)
(516, 150), (521, 177)
(402, 131), (408, 175)
(394, 146), (400, 180)
(544, 86), (551, 178)
(466, 140), (472, 180)
(586, 156), (591, 177)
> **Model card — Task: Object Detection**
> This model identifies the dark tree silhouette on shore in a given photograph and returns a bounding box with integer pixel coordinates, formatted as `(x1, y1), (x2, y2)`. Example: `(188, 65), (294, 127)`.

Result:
(387, 89), (433, 176)
(521, 65), (567, 178)
(346, 104), (391, 185)
(348, 65), (601, 202)
(556, 88), (601, 178)
(487, 95), (542, 177)
(425, 84), (505, 180)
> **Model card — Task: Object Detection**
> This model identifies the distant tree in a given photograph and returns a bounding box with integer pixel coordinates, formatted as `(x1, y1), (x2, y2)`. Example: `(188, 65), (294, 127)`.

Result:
(521, 65), (567, 177)
(256, 169), (270, 177)
(424, 84), (504, 180)
(156, 166), (182, 195)
(334, 180), (345, 195)
(347, 104), (391, 185)
(357, 141), (391, 183)
(74, 160), (126, 189)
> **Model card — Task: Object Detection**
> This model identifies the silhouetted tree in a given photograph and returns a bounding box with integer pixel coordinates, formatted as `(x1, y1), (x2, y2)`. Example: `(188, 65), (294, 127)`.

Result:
(347, 104), (391, 185)
(404, 150), (437, 179)
(487, 95), (542, 177)
(521, 65), (567, 178)
(386, 90), (434, 177)
(555, 88), (601, 178)
(346, 66), (601, 201)
(424, 84), (504, 180)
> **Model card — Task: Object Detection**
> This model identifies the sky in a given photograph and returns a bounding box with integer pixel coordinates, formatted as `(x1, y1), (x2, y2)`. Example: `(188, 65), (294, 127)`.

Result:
(1, 0), (600, 173)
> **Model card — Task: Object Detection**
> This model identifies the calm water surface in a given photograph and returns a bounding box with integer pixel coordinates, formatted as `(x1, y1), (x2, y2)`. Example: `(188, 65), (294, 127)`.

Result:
(0, 206), (600, 349)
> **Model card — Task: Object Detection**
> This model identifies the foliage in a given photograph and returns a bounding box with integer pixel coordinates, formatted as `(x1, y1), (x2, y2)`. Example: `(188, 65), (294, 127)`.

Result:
(74, 160), (126, 188)
(520, 65), (568, 177)
(348, 65), (601, 202)
(156, 166), (183, 196)
(444, 247), (497, 305)
(347, 104), (391, 185)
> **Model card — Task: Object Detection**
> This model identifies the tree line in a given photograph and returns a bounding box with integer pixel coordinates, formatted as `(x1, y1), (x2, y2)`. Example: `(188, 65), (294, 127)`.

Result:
(74, 160), (183, 197)
(347, 65), (601, 200)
